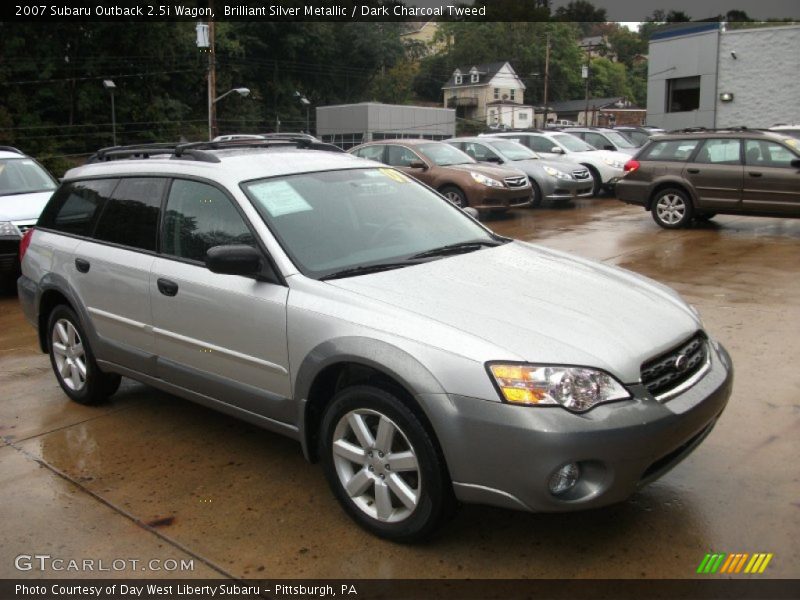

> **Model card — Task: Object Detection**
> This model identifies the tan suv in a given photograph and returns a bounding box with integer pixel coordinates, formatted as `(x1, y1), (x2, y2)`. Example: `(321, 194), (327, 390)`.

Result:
(616, 129), (800, 228)
(349, 139), (531, 213)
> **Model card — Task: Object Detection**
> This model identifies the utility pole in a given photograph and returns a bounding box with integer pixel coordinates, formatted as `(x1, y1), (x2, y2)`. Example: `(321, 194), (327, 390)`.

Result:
(583, 53), (590, 126)
(207, 0), (217, 140)
(543, 32), (550, 127)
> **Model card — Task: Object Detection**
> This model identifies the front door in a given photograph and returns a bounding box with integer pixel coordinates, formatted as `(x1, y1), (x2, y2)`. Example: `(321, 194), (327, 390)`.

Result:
(149, 178), (292, 423)
(742, 139), (800, 215)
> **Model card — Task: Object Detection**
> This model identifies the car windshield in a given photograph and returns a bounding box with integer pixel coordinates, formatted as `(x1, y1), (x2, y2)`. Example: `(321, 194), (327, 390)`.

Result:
(242, 168), (496, 279)
(417, 143), (475, 166)
(605, 132), (637, 148)
(487, 140), (539, 161)
(0, 158), (57, 196)
(552, 134), (594, 152)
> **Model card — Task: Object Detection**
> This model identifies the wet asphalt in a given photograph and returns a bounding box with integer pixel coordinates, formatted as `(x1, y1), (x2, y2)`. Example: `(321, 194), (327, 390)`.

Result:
(0, 197), (798, 579)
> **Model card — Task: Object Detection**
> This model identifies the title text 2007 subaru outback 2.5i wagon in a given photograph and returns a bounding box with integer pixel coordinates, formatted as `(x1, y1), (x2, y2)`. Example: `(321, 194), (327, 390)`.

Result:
(18, 139), (733, 541)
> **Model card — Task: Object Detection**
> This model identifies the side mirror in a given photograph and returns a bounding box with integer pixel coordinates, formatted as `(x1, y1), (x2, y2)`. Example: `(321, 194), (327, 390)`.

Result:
(206, 245), (261, 277)
(408, 161), (428, 170)
(485, 156), (503, 164)
(791, 158), (800, 169)
(551, 146), (564, 154)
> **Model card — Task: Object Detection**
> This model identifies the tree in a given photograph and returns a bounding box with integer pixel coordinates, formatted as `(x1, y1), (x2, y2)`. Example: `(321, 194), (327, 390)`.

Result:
(554, 1), (608, 36)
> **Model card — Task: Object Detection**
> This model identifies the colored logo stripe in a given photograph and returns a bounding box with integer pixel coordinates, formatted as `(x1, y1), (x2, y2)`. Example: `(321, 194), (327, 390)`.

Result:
(697, 552), (773, 574)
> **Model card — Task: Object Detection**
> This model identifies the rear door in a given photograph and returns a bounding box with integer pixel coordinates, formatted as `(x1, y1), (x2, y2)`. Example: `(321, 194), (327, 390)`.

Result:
(72, 177), (165, 375)
(149, 178), (292, 423)
(742, 139), (800, 215)
(682, 138), (743, 211)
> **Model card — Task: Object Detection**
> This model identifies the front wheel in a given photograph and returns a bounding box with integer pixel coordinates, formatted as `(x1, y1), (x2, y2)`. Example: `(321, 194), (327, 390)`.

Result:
(529, 180), (542, 208)
(651, 188), (694, 229)
(47, 305), (121, 405)
(584, 165), (602, 197)
(440, 185), (468, 208)
(319, 385), (454, 542)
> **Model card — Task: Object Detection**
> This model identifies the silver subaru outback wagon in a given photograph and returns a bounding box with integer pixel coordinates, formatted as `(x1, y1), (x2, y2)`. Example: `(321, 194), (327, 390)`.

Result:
(18, 139), (733, 541)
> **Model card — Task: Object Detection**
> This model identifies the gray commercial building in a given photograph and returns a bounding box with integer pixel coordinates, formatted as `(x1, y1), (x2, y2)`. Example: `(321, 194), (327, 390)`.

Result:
(316, 102), (456, 149)
(647, 23), (800, 130)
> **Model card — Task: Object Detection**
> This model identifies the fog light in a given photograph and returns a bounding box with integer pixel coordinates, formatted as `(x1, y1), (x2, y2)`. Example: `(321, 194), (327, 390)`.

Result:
(549, 462), (580, 496)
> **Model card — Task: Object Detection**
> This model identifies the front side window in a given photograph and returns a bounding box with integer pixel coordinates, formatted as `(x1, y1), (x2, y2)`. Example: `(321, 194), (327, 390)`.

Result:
(242, 168), (494, 279)
(605, 131), (636, 149)
(744, 140), (798, 168)
(162, 179), (255, 263)
(385, 145), (422, 167)
(37, 179), (117, 237)
(486, 140), (538, 161)
(0, 158), (57, 196)
(584, 132), (609, 149)
(461, 143), (499, 162)
(94, 177), (166, 251)
(416, 143), (474, 166)
(524, 136), (556, 153)
(694, 139), (742, 165)
(552, 134), (594, 152)
(667, 76), (701, 112)
(641, 139), (700, 162)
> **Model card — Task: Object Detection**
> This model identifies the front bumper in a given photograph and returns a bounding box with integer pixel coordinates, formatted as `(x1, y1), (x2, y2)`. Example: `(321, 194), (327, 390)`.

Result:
(0, 238), (21, 273)
(543, 177), (594, 201)
(471, 186), (532, 211)
(422, 342), (733, 512)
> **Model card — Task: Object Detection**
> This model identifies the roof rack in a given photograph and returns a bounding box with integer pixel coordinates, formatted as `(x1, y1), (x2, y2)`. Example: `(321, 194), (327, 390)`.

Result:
(86, 137), (344, 164)
(669, 126), (768, 135)
(0, 145), (24, 155)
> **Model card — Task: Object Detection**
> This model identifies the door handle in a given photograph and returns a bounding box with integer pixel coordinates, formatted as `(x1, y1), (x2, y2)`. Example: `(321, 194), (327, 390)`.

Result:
(748, 171), (763, 177)
(74, 258), (90, 273)
(686, 168), (700, 174)
(157, 278), (179, 297)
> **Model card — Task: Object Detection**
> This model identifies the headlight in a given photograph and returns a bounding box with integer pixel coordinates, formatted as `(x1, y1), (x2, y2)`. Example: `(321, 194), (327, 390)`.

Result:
(543, 166), (571, 179)
(470, 171), (505, 188)
(488, 363), (630, 412)
(602, 157), (624, 169)
(0, 221), (21, 238)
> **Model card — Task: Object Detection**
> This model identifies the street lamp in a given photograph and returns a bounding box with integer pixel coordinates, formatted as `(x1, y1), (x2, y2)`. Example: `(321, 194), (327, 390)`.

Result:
(103, 79), (117, 146)
(209, 87), (250, 140)
(294, 91), (311, 133)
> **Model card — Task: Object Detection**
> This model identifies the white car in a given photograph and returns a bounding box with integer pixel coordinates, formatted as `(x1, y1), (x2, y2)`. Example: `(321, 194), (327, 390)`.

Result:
(484, 132), (630, 196)
(0, 147), (57, 278)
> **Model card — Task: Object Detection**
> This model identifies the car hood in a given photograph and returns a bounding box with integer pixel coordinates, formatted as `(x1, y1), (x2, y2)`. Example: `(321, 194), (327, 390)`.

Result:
(328, 241), (700, 383)
(568, 148), (629, 164)
(0, 190), (53, 221)
(445, 162), (526, 180)
(505, 158), (588, 175)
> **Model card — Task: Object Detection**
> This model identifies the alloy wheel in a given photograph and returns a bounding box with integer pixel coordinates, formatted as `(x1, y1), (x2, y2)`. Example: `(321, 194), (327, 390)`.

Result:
(51, 318), (87, 391)
(656, 193), (687, 225)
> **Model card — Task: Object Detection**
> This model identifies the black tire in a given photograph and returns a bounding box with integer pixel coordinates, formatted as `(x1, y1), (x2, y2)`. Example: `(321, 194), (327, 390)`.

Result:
(584, 165), (602, 197)
(440, 185), (468, 208)
(529, 180), (542, 208)
(47, 305), (121, 405)
(319, 385), (455, 542)
(651, 187), (694, 229)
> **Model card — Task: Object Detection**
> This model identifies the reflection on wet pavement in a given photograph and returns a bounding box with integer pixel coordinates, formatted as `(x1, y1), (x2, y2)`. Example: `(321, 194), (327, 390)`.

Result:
(0, 199), (798, 578)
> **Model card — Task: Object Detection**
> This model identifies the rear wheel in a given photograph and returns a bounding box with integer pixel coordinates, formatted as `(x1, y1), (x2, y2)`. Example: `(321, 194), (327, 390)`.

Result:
(440, 185), (467, 208)
(319, 385), (454, 542)
(651, 188), (694, 229)
(47, 305), (120, 405)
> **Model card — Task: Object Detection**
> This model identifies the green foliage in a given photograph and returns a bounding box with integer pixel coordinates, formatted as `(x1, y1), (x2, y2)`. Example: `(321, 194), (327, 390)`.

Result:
(554, 1), (608, 36)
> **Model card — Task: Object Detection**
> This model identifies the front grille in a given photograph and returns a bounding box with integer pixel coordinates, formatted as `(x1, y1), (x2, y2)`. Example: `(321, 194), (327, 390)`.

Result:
(573, 169), (590, 180)
(504, 176), (528, 188)
(640, 332), (707, 397)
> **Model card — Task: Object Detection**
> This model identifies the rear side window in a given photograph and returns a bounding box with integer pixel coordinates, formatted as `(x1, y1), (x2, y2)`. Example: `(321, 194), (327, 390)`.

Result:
(694, 139), (741, 165)
(37, 179), (117, 236)
(162, 179), (254, 263)
(640, 139), (700, 162)
(94, 177), (166, 251)
(353, 145), (385, 161)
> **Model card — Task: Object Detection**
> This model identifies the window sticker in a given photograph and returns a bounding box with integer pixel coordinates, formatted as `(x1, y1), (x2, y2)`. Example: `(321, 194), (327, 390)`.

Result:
(249, 181), (313, 217)
(378, 168), (409, 183)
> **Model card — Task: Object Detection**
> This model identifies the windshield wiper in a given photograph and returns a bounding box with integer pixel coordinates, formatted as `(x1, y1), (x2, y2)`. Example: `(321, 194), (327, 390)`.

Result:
(321, 261), (421, 281)
(410, 239), (505, 260)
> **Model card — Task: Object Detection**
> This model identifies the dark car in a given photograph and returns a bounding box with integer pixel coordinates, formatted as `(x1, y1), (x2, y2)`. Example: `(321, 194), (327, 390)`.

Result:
(349, 139), (531, 212)
(616, 129), (800, 228)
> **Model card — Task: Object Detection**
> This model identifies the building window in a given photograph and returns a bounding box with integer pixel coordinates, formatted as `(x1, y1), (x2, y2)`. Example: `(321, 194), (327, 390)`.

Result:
(510, 89), (516, 101)
(519, 112), (528, 120)
(455, 74), (462, 85)
(471, 73), (479, 83)
(667, 76), (700, 112)
(494, 88), (499, 100)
